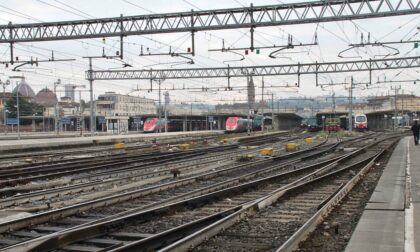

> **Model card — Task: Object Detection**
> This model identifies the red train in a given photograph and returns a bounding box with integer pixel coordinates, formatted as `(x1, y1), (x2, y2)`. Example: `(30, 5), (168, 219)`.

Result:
(225, 116), (263, 133)
(143, 118), (183, 133)
(226, 117), (248, 132)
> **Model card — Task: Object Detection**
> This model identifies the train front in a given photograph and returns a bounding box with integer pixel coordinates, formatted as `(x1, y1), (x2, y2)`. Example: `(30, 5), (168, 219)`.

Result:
(354, 114), (367, 130)
(226, 117), (239, 132)
(143, 118), (159, 133)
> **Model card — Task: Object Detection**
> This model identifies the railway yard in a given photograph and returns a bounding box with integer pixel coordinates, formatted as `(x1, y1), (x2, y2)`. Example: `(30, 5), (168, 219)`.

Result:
(0, 130), (415, 252)
(1, 0), (420, 251)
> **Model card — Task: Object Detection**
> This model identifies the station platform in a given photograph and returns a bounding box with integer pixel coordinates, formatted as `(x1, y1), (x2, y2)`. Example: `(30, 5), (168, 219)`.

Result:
(345, 136), (420, 252)
(0, 130), (224, 152)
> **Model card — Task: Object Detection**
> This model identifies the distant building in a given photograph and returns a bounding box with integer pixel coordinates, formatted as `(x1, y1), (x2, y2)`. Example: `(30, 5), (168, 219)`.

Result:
(35, 88), (57, 107)
(12, 78), (35, 99)
(366, 95), (420, 112)
(96, 92), (156, 117)
(247, 76), (255, 110)
(94, 92), (156, 134)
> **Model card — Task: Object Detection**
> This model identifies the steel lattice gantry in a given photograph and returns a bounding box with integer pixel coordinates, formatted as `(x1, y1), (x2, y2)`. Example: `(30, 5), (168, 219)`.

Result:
(87, 56), (420, 80)
(0, 0), (420, 42)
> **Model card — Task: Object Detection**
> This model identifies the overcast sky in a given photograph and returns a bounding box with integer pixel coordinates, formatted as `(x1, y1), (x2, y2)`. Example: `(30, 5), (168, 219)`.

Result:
(0, 0), (419, 105)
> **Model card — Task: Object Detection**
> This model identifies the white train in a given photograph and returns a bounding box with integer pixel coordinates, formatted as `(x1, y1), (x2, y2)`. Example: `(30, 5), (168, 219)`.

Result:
(354, 114), (368, 130)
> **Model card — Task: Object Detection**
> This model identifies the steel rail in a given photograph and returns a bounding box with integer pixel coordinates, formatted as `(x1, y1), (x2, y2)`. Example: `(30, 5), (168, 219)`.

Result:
(3, 133), (391, 251)
(0, 143), (244, 187)
(115, 152), (378, 252)
(0, 132), (291, 198)
(274, 145), (392, 252)
(1, 141), (341, 251)
(156, 137), (397, 252)
(0, 151), (206, 187)
(0, 140), (265, 208)
(0, 143), (237, 175)
(0, 132), (293, 203)
(0, 138), (330, 238)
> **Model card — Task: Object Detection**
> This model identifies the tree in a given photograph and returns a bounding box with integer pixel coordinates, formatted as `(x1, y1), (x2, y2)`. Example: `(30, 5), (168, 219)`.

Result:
(5, 92), (42, 118)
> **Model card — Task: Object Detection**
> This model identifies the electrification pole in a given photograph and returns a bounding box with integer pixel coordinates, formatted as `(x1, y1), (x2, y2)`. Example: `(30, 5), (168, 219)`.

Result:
(158, 81), (161, 133)
(164, 91), (169, 133)
(152, 79), (165, 133)
(1, 79), (10, 134)
(348, 77), (354, 132)
(54, 78), (61, 135)
(261, 77), (264, 133)
(88, 58), (95, 136)
(16, 82), (20, 140)
(391, 85), (401, 131)
(271, 93), (274, 131)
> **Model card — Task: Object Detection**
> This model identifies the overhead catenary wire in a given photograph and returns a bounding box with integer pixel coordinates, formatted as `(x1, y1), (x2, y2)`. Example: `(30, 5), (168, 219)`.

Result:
(1, 0), (419, 103)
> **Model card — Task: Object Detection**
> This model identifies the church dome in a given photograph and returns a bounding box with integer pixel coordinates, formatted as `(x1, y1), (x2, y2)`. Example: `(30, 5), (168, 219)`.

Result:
(12, 78), (35, 98)
(35, 88), (57, 107)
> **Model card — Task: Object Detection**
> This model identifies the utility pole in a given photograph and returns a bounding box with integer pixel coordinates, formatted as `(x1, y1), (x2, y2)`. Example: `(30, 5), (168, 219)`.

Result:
(261, 77), (264, 133)
(54, 78), (61, 135)
(190, 103), (193, 131)
(158, 80), (161, 133)
(152, 79), (164, 133)
(348, 77), (354, 132)
(391, 85), (401, 131)
(16, 82), (20, 140)
(1, 79), (10, 134)
(401, 89), (405, 126)
(164, 91), (169, 133)
(271, 93), (274, 131)
(88, 58), (95, 136)
(246, 75), (255, 136)
(9, 76), (24, 139)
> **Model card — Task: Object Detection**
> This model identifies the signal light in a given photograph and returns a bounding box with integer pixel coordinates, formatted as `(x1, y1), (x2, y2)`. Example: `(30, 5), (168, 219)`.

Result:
(415, 42), (419, 48)
(187, 47), (191, 53)
(256, 49), (260, 54)
(245, 50), (249, 55)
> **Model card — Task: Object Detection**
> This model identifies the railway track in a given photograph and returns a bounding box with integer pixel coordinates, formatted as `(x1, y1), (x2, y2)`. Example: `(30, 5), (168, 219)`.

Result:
(0, 132), (228, 162)
(0, 131), (294, 186)
(295, 145), (392, 252)
(0, 133), (302, 203)
(0, 132), (386, 251)
(0, 132), (385, 251)
(161, 137), (399, 252)
(0, 132), (310, 199)
(3, 134), (389, 252)
(0, 136), (335, 250)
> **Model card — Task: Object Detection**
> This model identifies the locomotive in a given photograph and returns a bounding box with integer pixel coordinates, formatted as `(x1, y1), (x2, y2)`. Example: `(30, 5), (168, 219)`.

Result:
(143, 118), (183, 133)
(225, 115), (263, 133)
(354, 114), (368, 130)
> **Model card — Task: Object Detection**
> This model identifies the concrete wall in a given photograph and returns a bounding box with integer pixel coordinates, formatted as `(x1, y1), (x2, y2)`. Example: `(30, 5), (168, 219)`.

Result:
(273, 115), (301, 130)
(367, 114), (393, 130)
